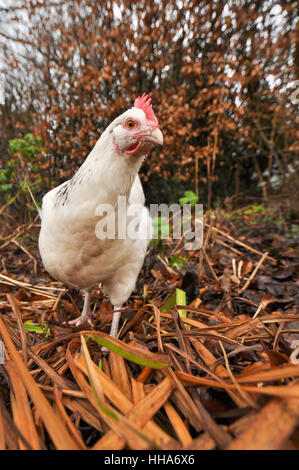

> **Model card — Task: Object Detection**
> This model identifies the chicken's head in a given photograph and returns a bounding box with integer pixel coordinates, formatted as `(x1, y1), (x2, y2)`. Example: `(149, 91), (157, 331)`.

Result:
(112, 93), (163, 156)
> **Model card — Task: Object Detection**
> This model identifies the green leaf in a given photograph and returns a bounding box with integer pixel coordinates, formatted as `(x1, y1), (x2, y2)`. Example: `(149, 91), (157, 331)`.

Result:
(169, 254), (186, 269)
(161, 291), (176, 313)
(23, 321), (44, 333)
(0, 183), (13, 192)
(23, 320), (50, 337)
(179, 190), (199, 207)
(0, 169), (9, 183)
(244, 205), (265, 215)
(176, 288), (187, 318)
(85, 332), (169, 369)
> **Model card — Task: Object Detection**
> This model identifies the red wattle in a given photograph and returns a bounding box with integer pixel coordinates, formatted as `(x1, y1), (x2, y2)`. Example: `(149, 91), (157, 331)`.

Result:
(125, 141), (142, 154)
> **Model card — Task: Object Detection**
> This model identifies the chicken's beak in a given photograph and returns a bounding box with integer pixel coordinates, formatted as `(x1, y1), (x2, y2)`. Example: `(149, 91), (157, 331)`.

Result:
(146, 127), (163, 146)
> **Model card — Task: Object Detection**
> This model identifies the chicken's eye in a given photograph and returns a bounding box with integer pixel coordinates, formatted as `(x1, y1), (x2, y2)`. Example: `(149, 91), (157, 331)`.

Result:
(126, 120), (135, 129)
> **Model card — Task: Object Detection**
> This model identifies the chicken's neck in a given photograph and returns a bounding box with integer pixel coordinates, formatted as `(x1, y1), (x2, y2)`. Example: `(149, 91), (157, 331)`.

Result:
(70, 130), (145, 207)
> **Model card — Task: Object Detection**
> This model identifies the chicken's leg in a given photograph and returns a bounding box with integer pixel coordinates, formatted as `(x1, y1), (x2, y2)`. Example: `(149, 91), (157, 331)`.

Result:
(109, 305), (123, 337)
(69, 290), (93, 327)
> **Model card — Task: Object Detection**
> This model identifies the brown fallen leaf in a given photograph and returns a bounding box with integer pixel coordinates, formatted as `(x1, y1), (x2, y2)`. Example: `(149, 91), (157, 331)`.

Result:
(0, 315), (80, 450)
(227, 397), (299, 450)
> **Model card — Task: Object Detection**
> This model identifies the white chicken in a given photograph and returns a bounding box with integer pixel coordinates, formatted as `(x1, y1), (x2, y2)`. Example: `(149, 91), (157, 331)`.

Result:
(39, 94), (163, 337)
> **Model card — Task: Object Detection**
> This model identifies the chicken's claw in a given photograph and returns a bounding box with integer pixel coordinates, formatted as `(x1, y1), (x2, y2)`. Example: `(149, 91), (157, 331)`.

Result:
(66, 313), (94, 328)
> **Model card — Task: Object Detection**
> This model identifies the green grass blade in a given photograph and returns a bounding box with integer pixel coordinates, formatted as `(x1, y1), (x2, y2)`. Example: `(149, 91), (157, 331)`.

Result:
(176, 288), (187, 318)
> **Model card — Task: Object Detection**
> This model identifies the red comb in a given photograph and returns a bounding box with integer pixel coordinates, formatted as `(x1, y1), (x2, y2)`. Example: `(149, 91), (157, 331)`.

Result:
(134, 93), (158, 124)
